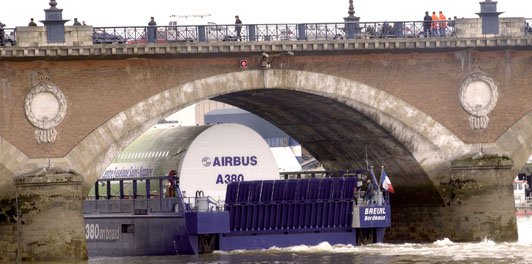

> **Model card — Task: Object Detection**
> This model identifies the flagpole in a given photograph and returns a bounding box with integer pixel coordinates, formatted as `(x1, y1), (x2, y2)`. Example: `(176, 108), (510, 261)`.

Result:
(379, 166), (384, 191)
(369, 165), (378, 186)
(365, 146), (369, 170)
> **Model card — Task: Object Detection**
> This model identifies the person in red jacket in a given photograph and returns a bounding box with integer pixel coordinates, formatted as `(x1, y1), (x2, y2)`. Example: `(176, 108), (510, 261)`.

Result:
(167, 170), (177, 197)
(439, 11), (447, 37)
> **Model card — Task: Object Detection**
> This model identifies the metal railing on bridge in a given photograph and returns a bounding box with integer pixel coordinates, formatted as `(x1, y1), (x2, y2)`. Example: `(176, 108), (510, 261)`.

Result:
(90, 21), (457, 44)
(0, 21), (457, 46)
(0, 27), (16, 46)
(4, 19), (532, 47)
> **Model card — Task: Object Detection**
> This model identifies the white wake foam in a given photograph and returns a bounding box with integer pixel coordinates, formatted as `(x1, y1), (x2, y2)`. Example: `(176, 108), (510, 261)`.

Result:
(433, 238), (454, 246)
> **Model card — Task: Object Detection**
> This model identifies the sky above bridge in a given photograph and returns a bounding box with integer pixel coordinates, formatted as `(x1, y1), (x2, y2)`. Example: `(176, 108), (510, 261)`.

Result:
(2, 0), (531, 28)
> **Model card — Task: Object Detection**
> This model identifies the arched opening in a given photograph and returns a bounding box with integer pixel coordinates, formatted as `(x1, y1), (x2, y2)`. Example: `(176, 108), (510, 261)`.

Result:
(83, 85), (440, 256)
(79, 83), (452, 253)
(68, 70), (469, 249)
(72, 70), (457, 197)
(212, 89), (443, 207)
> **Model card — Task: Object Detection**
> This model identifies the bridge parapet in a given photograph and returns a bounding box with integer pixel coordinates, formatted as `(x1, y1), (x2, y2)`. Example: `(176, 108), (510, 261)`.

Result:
(457, 17), (526, 38)
(76, 18), (532, 44)
(14, 26), (93, 47)
(5, 37), (532, 59)
(2, 17), (530, 49)
(1, 36), (532, 59)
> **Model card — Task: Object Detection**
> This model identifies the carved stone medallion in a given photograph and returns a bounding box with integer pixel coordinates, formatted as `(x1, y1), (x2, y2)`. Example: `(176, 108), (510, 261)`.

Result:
(24, 81), (67, 143)
(459, 72), (498, 130)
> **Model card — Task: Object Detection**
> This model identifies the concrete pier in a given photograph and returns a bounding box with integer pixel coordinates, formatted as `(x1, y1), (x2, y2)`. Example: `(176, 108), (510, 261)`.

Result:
(2, 169), (88, 261)
(388, 157), (517, 242)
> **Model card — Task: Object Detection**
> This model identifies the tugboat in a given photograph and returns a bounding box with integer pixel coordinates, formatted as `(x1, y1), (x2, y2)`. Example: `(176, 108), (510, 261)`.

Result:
(83, 169), (391, 256)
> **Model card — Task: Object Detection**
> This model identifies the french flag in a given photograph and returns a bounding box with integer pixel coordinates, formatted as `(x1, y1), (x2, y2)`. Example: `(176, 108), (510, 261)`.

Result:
(381, 169), (395, 194)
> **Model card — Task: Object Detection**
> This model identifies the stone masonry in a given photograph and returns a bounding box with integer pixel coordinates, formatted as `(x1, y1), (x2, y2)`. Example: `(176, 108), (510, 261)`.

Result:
(11, 168), (87, 261)
(15, 26), (94, 48)
(455, 17), (526, 38)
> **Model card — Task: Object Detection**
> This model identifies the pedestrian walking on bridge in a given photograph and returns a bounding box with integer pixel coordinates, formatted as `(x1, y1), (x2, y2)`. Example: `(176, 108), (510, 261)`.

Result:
(235, 15), (242, 41)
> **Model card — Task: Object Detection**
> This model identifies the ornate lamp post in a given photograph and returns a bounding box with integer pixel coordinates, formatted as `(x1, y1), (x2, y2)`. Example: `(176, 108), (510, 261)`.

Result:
(343, 0), (360, 39)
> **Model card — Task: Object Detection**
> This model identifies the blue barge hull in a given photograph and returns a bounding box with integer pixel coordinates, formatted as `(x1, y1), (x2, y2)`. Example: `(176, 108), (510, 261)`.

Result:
(84, 173), (391, 256)
(84, 214), (190, 256)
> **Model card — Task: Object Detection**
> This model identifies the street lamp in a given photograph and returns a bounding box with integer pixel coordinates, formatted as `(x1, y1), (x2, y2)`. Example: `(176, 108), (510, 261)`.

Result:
(343, 0), (360, 39)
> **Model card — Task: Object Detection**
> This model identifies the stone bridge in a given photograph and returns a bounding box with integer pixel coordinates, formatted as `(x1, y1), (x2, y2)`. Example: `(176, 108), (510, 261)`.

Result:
(2, 36), (532, 260)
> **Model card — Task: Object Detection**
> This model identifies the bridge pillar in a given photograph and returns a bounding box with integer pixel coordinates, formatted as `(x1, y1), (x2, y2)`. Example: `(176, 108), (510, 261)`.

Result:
(476, 0), (503, 35)
(11, 168), (87, 261)
(389, 157), (517, 242)
(40, 0), (69, 43)
(445, 157), (517, 241)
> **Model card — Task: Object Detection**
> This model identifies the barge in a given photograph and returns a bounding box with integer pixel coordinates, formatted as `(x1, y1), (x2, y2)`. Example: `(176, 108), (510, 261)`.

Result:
(83, 170), (391, 256)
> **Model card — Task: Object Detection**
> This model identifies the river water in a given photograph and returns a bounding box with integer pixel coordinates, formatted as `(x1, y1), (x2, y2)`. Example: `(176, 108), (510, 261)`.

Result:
(78, 215), (532, 264)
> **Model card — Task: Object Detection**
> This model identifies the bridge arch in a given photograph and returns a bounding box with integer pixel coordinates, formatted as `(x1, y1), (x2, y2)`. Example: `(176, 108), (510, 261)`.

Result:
(54, 70), (473, 205)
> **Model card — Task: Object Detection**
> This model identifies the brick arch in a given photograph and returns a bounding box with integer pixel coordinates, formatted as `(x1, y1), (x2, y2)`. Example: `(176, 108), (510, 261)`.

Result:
(60, 69), (474, 195)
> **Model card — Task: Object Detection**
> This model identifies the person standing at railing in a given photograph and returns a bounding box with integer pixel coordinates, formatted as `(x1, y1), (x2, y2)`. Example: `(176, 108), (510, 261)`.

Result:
(431, 11), (439, 37)
(28, 18), (37, 27)
(366, 25), (376, 38)
(423, 11), (432, 38)
(148, 16), (157, 43)
(438, 11), (447, 37)
(363, 179), (375, 205)
(448, 17), (454, 36)
(167, 170), (177, 197)
(0, 22), (5, 45)
(73, 18), (81, 26)
(381, 22), (391, 38)
(376, 24), (383, 37)
(235, 15), (242, 41)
